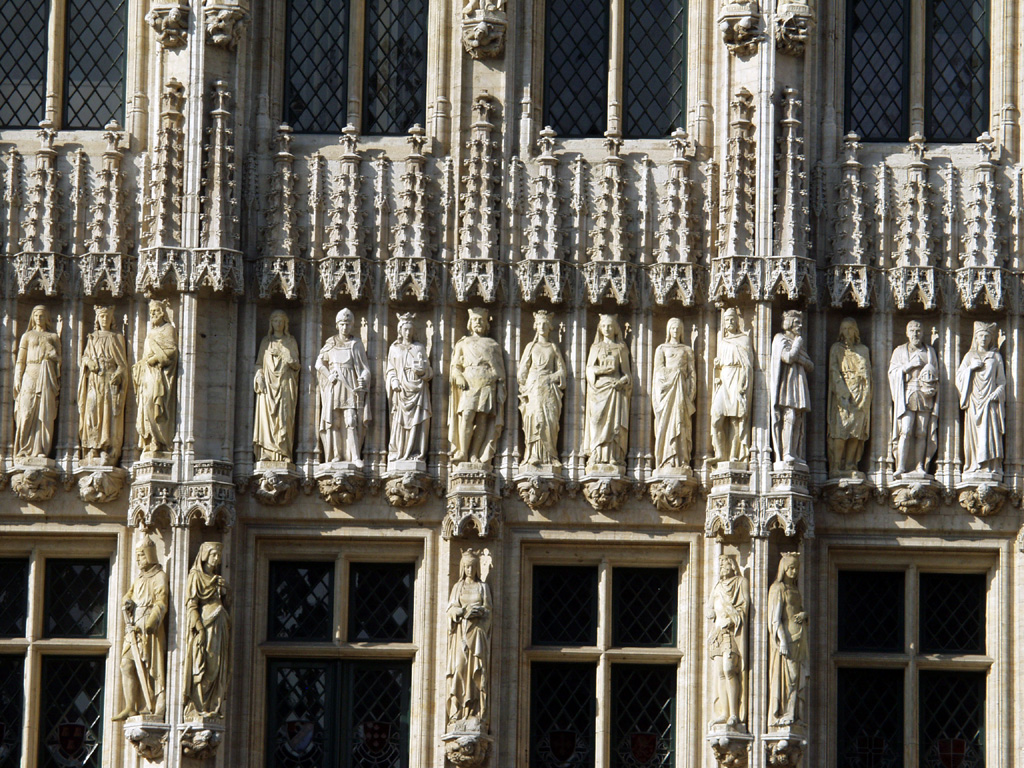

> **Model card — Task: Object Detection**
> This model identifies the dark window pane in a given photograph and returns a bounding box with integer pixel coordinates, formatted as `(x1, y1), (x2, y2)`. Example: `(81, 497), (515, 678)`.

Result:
(363, 0), (427, 135)
(837, 668), (904, 768)
(530, 662), (596, 768)
(926, 0), (988, 141)
(0, 656), (24, 766)
(348, 563), (414, 642)
(624, 0), (686, 138)
(0, 0), (48, 128)
(610, 665), (675, 768)
(44, 559), (109, 638)
(532, 565), (598, 646)
(285, 0), (349, 133)
(343, 662), (410, 768)
(543, 0), (608, 137)
(268, 661), (333, 768)
(38, 657), (105, 768)
(838, 571), (904, 652)
(269, 562), (335, 642)
(919, 671), (985, 768)
(846, 0), (909, 140)
(0, 559), (29, 637)
(920, 573), (985, 654)
(612, 568), (677, 647)
(64, 0), (127, 129)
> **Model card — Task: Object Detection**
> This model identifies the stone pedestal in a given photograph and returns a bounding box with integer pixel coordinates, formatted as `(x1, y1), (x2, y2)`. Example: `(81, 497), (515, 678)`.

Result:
(76, 464), (128, 503)
(706, 462), (756, 536)
(315, 462), (367, 506)
(10, 457), (59, 502)
(820, 474), (872, 515)
(889, 473), (943, 515)
(581, 466), (631, 512)
(384, 462), (434, 508)
(707, 728), (752, 767)
(129, 459), (177, 528)
(445, 464), (500, 538)
(957, 473), (1012, 517)
(648, 467), (699, 512)
(513, 465), (564, 511)
(179, 719), (224, 760)
(124, 715), (169, 761)
(770, 460), (809, 494)
(763, 731), (806, 767)
(251, 460), (302, 506)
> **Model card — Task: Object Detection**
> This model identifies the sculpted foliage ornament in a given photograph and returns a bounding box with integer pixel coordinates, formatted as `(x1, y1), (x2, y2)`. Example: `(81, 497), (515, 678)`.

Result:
(385, 472), (434, 508)
(387, 125), (440, 302)
(517, 127), (569, 303)
(890, 136), (940, 310)
(775, 0), (812, 55)
(259, 125), (308, 299)
(16, 122), (65, 297)
(583, 134), (636, 305)
(651, 129), (704, 306)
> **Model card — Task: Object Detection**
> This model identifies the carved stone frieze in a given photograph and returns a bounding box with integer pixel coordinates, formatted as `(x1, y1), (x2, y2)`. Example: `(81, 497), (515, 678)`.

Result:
(718, 1), (761, 56)
(581, 474), (632, 511)
(775, 1), (812, 55)
(204, 1), (250, 49)
(445, 467), (500, 538)
(259, 125), (309, 299)
(146, 3), (189, 48)
(387, 125), (440, 302)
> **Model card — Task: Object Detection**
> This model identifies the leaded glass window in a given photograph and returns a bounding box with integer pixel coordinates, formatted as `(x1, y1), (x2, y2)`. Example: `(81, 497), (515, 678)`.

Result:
(838, 570), (904, 652)
(0, 0), (49, 128)
(530, 662), (596, 768)
(919, 671), (985, 768)
(845, 0), (909, 140)
(920, 573), (986, 654)
(542, 0), (609, 138)
(63, 0), (127, 129)
(268, 661), (334, 768)
(363, 0), (428, 135)
(284, 0), (350, 134)
(38, 657), (105, 768)
(610, 665), (675, 768)
(44, 559), (109, 638)
(612, 567), (677, 647)
(623, 0), (686, 138)
(343, 662), (410, 768)
(0, 656), (24, 766)
(0, 559), (29, 637)
(348, 562), (414, 642)
(532, 565), (598, 646)
(837, 668), (904, 768)
(926, 0), (989, 142)
(270, 562), (335, 642)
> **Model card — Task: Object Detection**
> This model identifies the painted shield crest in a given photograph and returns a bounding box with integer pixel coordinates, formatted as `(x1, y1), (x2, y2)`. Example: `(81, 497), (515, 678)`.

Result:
(630, 732), (658, 765)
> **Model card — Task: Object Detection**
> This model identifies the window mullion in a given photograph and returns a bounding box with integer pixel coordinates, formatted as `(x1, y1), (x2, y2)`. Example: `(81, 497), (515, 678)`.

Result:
(907, 564), (919, 768)
(607, 0), (625, 135)
(908, 0), (925, 136)
(347, 0), (366, 131)
(24, 646), (40, 768)
(45, 0), (66, 127)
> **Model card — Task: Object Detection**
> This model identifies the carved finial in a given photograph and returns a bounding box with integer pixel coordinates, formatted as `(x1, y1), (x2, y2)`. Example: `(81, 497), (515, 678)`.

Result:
(669, 128), (694, 160)
(976, 131), (996, 164)
(212, 80), (231, 114)
(162, 79), (185, 114)
(340, 123), (359, 155)
(274, 124), (294, 156)
(472, 92), (496, 124)
(102, 120), (123, 153)
(782, 87), (802, 121)
(37, 120), (56, 150)
(842, 132), (861, 163)
(731, 88), (754, 123)
(537, 125), (557, 157)
(407, 123), (428, 156)
(603, 130), (623, 158)
(908, 132), (926, 163)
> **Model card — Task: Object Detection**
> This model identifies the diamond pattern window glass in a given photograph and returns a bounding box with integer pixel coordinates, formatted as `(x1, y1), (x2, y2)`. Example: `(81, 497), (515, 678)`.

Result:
(623, 0), (686, 139)
(926, 0), (988, 142)
(343, 662), (410, 768)
(284, 0), (350, 134)
(838, 570), (904, 652)
(920, 572), (985, 654)
(0, 559), (29, 637)
(837, 668), (904, 768)
(610, 665), (675, 768)
(543, 0), (609, 138)
(38, 657), (105, 768)
(269, 561), (335, 642)
(612, 567), (677, 647)
(845, 0), (909, 140)
(0, 0), (49, 128)
(348, 562), (414, 642)
(63, 0), (127, 129)
(532, 565), (598, 646)
(268, 661), (333, 768)
(363, 0), (428, 135)
(530, 662), (596, 768)
(0, 656), (24, 767)
(44, 559), (109, 638)
(919, 671), (985, 768)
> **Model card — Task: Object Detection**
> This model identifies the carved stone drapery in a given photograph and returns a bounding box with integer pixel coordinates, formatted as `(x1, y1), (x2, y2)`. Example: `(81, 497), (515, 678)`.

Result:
(259, 125), (309, 299)
(387, 125), (440, 302)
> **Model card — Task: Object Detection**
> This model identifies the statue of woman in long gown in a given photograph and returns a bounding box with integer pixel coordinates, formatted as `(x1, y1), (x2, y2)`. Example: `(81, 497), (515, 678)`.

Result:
(768, 553), (808, 729)
(956, 321), (1006, 476)
(446, 549), (491, 730)
(133, 300), (178, 456)
(706, 555), (749, 728)
(14, 305), (61, 460)
(316, 309), (372, 465)
(583, 315), (632, 471)
(183, 542), (231, 721)
(78, 306), (128, 466)
(518, 311), (566, 468)
(827, 318), (871, 477)
(711, 308), (753, 463)
(652, 318), (696, 470)
(386, 313), (433, 466)
(253, 310), (300, 464)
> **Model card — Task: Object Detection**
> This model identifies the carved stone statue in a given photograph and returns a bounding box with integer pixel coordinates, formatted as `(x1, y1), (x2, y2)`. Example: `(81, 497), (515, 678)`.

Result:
(827, 318), (871, 477)
(706, 555), (749, 728)
(770, 310), (813, 464)
(183, 542), (231, 722)
(956, 321), (1005, 477)
(888, 320), (939, 477)
(446, 548), (492, 730)
(114, 537), (169, 720)
(449, 308), (506, 466)
(652, 318), (696, 470)
(711, 308), (752, 463)
(78, 306), (128, 466)
(14, 305), (61, 460)
(583, 315), (632, 471)
(316, 309), (371, 466)
(768, 553), (808, 730)
(253, 310), (300, 463)
(385, 313), (433, 467)
(518, 311), (566, 468)
(133, 300), (178, 456)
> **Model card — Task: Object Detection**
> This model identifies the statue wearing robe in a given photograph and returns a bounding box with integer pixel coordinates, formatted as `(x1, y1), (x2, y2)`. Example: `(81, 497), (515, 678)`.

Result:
(78, 309), (128, 465)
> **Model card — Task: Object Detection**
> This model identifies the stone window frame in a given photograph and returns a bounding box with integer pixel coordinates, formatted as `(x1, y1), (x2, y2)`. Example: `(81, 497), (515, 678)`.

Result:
(246, 536), (430, 768)
(0, 535), (119, 768)
(518, 542), (693, 767)
(825, 546), (1003, 768)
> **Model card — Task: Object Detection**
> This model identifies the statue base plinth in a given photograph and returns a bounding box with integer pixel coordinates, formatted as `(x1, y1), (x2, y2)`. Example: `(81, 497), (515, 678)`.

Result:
(889, 475), (943, 515)
(384, 469), (434, 508)
(820, 476), (872, 514)
(11, 458), (58, 502)
(771, 460), (809, 493)
(957, 476), (1012, 517)
(251, 462), (301, 506)
(443, 723), (492, 767)
(649, 467), (700, 512)
(707, 727), (753, 768)
(710, 462), (751, 492)
(315, 463), (366, 506)
(445, 465), (499, 538)
(581, 470), (631, 512)
(388, 459), (427, 474)
(514, 466), (564, 510)
(179, 719), (224, 760)
(76, 465), (127, 503)
(763, 730), (807, 767)
(124, 716), (169, 761)
(133, 458), (174, 480)
(138, 451), (173, 463)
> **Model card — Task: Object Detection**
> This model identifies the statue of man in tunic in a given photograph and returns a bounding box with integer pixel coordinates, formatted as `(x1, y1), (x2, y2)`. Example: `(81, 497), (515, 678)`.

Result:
(78, 305), (128, 466)
(706, 555), (749, 728)
(955, 321), (1005, 477)
(770, 310), (814, 464)
(827, 318), (871, 477)
(449, 309), (506, 467)
(316, 309), (372, 466)
(711, 308), (753, 463)
(888, 320), (939, 478)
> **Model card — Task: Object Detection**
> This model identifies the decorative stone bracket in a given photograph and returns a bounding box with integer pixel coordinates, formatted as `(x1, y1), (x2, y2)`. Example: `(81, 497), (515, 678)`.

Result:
(316, 462), (368, 506)
(445, 466), (500, 538)
(124, 717), (170, 761)
(775, 1), (813, 56)
(461, 8), (507, 59)
(146, 3), (190, 49)
(204, 2), (250, 49)
(718, 1), (761, 56)
(513, 468), (564, 511)
(581, 471), (632, 512)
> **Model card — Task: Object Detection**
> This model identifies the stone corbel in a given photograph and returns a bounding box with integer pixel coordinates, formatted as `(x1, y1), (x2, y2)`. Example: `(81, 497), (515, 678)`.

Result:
(581, 472), (632, 512)
(461, 0), (506, 59)
(249, 461), (302, 506)
(774, 1), (812, 56)
(179, 721), (224, 760)
(315, 462), (367, 506)
(819, 476), (872, 515)
(124, 717), (170, 761)
(648, 468), (700, 512)
(957, 478), (1014, 517)
(10, 459), (59, 502)
(384, 470), (434, 508)
(445, 467), (500, 538)
(889, 476), (942, 515)
(513, 468), (565, 510)
(718, 1), (761, 56)
(77, 466), (128, 504)
(146, 3), (190, 49)
(764, 734), (805, 767)
(204, 0), (250, 50)
(709, 731), (753, 767)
